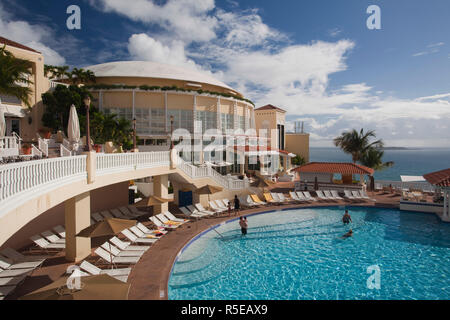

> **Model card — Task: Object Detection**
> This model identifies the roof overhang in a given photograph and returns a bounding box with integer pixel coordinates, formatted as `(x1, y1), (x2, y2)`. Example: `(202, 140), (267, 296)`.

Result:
(0, 104), (26, 118)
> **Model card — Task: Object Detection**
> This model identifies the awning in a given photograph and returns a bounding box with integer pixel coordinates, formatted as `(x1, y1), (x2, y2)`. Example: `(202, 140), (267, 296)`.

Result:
(400, 175), (425, 182)
(0, 104), (26, 118)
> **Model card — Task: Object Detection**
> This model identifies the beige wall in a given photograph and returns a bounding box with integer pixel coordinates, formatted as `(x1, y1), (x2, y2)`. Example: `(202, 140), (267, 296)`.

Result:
(0, 182), (129, 251)
(2, 45), (50, 142)
(255, 109), (286, 149)
(285, 133), (310, 163)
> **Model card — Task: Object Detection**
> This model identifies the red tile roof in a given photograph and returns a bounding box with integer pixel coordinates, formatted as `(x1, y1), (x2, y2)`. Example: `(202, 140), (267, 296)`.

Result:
(423, 168), (450, 187)
(294, 162), (375, 175)
(0, 36), (41, 54)
(255, 104), (286, 113)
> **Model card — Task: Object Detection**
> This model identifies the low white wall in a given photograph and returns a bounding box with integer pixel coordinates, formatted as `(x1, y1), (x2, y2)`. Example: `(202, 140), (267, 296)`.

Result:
(399, 201), (443, 214)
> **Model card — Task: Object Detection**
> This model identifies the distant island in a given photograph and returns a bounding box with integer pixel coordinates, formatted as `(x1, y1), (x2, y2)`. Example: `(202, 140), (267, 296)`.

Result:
(381, 147), (418, 150)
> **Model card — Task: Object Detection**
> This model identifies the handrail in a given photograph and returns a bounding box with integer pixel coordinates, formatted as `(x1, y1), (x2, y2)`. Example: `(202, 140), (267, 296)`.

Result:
(175, 156), (249, 190)
(38, 138), (49, 157)
(96, 151), (171, 175)
(0, 155), (87, 206)
(60, 144), (72, 157)
(31, 144), (43, 157)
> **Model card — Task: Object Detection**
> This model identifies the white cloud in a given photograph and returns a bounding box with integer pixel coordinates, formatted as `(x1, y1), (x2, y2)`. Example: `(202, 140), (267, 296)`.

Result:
(0, 4), (65, 65)
(89, 1), (450, 147)
(89, 0), (218, 43)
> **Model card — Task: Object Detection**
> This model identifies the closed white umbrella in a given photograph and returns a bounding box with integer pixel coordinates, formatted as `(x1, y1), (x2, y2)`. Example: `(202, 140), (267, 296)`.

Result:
(0, 98), (5, 139)
(67, 105), (80, 149)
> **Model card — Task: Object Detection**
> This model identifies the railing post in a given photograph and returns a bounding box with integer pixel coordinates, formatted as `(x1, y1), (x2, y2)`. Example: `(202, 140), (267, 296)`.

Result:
(84, 151), (97, 184)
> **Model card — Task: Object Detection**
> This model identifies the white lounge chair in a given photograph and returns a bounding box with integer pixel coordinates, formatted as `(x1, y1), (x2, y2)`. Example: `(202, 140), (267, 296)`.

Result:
(1, 248), (47, 264)
(164, 211), (189, 223)
(352, 190), (364, 199)
(180, 207), (206, 219)
(323, 190), (338, 200)
(295, 192), (309, 202)
(289, 192), (302, 202)
(41, 231), (65, 245)
(94, 247), (140, 265)
(194, 204), (216, 215)
(0, 266), (34, 278)
(52, 226), (66, 238)
(344, 190), (356, 200)
(303, 192), (318, 201)
(79, 261), (130, 283)
(137, 222), (168, 235)
(130, 226), (162, 240)
(247, 195), (262, 206)
(156, 214), (185, 227)
(239, 196), (257, 208)
(221, 199), (231, 207)
(214, 200), (228, 210)
(30, 235), (65, 250)
(278, 193), (292, 203)
(149, 216), (179, 229)
(109, 237), (149, 252)
(121, 229), (158, 244)
(270, 193), (283, 203)
(188, 205), (214, 217)
(209, 201), (227, 213)
(330, 190), (344, 200)
(0, 255), (43, 270)
(315, 190), (330, 201)
(101, 242), (144, 258)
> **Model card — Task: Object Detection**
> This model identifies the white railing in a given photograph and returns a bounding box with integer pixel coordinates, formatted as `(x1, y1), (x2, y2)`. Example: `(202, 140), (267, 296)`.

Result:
(31, 145), (43, 157)
(375, 180), (435, 193)
(0, 137), (19, 150)
(0, 155), (87, 205)
(60, 144), (72, 157)
(49, 80), (69, 89)
(176, 156), (249, 190)
(96, 151), (170, 175)
(38, 138), (49, 157)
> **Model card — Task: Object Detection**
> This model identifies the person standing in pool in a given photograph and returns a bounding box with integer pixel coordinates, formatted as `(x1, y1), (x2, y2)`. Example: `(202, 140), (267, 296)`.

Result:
(234, 195), (240, 216)
(342, 210), (352, 225)
(239, 217), (248, 236)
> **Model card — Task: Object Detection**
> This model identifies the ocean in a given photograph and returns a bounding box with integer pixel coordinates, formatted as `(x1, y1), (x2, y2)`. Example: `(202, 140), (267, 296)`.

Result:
(309, 147), (450, 181)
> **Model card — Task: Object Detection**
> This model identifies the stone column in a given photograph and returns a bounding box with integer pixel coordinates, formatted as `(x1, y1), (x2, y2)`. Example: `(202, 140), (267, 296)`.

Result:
(283, 156), (288, 173)
(65, 192), (91, 262)
(154, 175), (169, 214)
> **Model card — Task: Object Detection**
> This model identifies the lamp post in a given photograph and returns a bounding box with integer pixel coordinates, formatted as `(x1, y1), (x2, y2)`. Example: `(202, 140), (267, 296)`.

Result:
(170, 115), (174, 150)
(133, 118), (137, 151)
(83, 96), (92, 152)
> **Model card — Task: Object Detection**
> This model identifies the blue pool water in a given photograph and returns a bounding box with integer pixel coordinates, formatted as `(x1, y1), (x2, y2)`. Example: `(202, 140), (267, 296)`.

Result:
(168, 207), (450, 300)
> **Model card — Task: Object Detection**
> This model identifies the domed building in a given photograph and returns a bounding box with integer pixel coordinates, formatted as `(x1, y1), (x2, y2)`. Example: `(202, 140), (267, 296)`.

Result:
(86, 61), (256, 141)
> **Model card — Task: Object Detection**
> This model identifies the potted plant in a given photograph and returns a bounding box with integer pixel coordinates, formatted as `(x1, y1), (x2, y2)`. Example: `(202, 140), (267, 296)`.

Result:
(93, 144), (102, 153)
(22, 143), (32, 155)
(38, 128), (52, 139)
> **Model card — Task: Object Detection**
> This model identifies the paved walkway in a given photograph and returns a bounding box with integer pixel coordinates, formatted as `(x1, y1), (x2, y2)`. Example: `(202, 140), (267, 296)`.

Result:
(9, 191), (402, 300)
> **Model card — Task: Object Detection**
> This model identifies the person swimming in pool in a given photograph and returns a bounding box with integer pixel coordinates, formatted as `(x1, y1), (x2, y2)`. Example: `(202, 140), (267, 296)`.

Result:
(342, 210), (352, 225)
(342, 229), (353, 239)
(239, 217), (248, 236)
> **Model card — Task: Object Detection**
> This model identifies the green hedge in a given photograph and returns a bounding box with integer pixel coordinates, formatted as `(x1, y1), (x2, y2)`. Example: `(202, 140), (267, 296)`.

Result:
(85, 84), (255, 106)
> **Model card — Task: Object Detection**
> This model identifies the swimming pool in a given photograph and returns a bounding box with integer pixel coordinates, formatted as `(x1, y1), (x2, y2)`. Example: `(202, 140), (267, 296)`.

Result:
(168, 207), (450, 300)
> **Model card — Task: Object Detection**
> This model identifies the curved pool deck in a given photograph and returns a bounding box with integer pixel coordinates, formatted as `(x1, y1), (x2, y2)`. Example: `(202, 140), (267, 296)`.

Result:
(8, 192), (409, 300)
(127, 194), (401, 300)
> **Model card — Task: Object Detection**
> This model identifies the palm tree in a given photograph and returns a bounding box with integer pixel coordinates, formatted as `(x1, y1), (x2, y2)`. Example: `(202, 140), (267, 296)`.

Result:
(70, 68), (86, 85)
(0, 45), (33, 107)
(360, 148), (394, 171)
(334, 128), (384, 163)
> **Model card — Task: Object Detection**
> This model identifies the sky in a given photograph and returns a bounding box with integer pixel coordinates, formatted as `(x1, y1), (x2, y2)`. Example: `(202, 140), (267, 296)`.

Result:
(1, 0), (449, 148)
